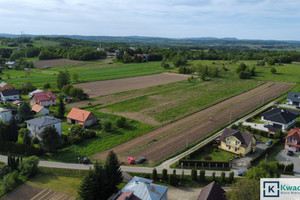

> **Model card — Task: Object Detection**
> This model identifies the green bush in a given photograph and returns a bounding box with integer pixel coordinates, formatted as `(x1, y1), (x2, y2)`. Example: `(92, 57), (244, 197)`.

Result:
(199, 170), (205, 182)
(221, 172), (226, 183)
(212, 172), (216, 181)
(229, 171), (234, 183)
(103, 121), (112, 132)
(19, 156), (39, 178)
(0, 171), (19, 196)
(116, 117), (126, 128)
(191, 169), (197, 181)
(162, 169), (168, 182)
(169, 174), (178, 186)
(152, 168), (158, 181)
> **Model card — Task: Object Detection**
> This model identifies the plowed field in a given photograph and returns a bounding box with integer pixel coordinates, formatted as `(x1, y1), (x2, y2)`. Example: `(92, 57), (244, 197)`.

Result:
(94, 82), (294, 163)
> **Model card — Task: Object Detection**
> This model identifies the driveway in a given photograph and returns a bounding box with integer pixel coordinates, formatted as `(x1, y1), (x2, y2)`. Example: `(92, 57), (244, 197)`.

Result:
(276, 149), (300, 176)
(231, 142), (268, 171)
(242, 122), (268, 132)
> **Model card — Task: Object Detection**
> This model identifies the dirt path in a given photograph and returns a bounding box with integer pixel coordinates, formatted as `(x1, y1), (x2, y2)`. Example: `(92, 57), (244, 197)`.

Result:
(33, 59), (83, 68)
(74, 73), (191, 98)
(94, 82), (294, 163)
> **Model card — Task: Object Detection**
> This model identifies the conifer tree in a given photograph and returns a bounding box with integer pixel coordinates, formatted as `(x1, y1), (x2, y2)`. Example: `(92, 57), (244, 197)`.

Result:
(105, 151), (123, 193)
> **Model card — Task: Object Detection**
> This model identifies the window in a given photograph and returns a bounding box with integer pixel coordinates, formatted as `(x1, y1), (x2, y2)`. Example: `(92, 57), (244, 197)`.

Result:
(236, 141), (239, 145)
(235, 147), (239, 152)
(226, 145), (231, 149)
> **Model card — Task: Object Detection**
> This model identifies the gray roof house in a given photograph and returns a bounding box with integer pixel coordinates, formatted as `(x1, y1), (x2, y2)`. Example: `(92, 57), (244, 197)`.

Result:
(25, 116), (62, 139)
(1, 89), (20, 102)
(261, 108), (299, 131)
(287, 92), (300, 106)
(111, 176), (168, 200)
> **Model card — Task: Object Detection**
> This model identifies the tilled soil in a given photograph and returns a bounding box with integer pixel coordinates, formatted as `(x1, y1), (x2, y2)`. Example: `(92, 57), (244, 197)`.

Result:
(93, 82), (294, 163)
(33, 59), (83, 68)
(74, 72), (191, 98)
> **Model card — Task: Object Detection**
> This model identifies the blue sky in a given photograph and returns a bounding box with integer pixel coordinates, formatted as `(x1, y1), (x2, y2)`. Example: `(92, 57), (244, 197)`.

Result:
(0, 0), (299, 40)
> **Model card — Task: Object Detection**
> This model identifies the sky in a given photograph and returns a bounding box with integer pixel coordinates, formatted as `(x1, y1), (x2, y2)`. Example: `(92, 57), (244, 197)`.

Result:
(0, 0), (300, 40)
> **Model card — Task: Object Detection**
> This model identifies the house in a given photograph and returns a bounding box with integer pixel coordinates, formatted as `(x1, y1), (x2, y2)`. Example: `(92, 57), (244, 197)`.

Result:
(29, 89), (44, 98)
(5, 61), (17, 68)
(219, 128), (256, 156)
(12, 100), (23, 106)
(0, 82), (14, 91)
(25, 116), (62, 139)
(197, 181), (226, 200)
(287, 92), (300, 106)
(30, 91), (57, 107)
(111, 176), (168, 200)
(67, 108), (97, 127)
(1, 89), (20, 102)
(0, 108), (12, 123)
(261, 108), (299, 133)
(31, 104), (50, 116)
(285, 128), (300, 153)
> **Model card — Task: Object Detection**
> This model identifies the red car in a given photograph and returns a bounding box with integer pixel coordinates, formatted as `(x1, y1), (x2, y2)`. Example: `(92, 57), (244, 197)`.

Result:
(127, 157), (135, 164)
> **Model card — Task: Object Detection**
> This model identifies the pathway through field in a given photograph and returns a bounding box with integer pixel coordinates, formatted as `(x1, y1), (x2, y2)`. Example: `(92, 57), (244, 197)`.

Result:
(94, 82), (294, 163)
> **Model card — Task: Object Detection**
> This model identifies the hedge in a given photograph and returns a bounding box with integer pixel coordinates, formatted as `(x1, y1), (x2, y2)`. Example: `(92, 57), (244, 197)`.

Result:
(0, 141), (38, 156)
(250, 139), (280, 166)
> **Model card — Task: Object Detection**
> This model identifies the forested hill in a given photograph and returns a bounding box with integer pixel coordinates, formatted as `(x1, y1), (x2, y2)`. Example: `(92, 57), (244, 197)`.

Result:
(1, 33), (300, 50)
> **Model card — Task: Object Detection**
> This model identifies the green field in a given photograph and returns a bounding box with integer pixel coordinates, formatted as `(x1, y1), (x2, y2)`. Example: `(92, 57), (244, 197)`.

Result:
(45, 110), (154, 163)
(102, 78), (263, 124)
(4, 61), (165, 88)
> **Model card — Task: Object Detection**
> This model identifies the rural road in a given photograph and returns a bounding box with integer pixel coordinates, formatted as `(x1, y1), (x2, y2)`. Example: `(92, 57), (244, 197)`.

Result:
(0, 99), (282, 176)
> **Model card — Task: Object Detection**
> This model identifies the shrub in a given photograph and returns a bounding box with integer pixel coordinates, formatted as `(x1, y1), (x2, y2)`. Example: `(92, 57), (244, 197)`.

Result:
(229, 171), (234, 183)
(31, 137), (39, 144)
(102, 121), (112, 132)
(270, 67), (277, 74)
(162, 169), (168, 182)
(116, 117), (126, 128)
(0, 171), (19, 196)
(19, 156), (39, 178)
(169, 174), (178, 186)
(221, 172), (226, 183)
(152, 168), (158, 181)
(204, 156), (212, 161)
(212, 172), (216, 181)
(43, 83), (51, 90)
(191, 169), (197, 181)
(199, 170), (205, 181)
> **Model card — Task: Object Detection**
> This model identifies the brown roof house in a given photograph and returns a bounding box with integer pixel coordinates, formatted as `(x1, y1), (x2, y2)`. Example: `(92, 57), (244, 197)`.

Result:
(67, 108), (97, 127)
(285, 128), (300, 153)
(219, 128), (256, 156)
(197, 181), (226, 200)
(0, 82), (14, 91)
(30, 91), (57, 107)
(31, 104), (50, 116)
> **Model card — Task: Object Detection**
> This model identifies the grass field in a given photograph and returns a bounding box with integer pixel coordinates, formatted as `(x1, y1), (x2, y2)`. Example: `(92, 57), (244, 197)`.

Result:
(101, 78), (263, 124)
(190, 147), (235, 162)
(4, 61), (165, 88)
(46, 110), (154, 163)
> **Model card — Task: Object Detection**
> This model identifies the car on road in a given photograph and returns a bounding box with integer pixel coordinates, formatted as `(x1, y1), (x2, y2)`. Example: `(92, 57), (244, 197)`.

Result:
(137, 157), (146, 164)
(237, 170), (247, 176)
(266, 140), (273, 146)
(287, 151), (294, 156)
(127, 157), (135, 164)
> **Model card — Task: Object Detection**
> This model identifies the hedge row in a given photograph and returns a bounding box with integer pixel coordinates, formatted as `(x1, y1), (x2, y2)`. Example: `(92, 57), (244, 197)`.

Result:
(0, 141), (39, 156)
(250, 139), (280, 165)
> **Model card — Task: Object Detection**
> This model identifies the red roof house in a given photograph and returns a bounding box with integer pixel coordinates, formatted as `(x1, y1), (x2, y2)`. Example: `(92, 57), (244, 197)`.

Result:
(285, 128), (300, 153)
(67, 108), (97, 127)
(30, 91), (57, 107)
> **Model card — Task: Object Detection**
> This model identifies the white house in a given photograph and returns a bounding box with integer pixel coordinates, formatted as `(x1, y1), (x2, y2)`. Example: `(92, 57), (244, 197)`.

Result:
(29, 89), (44, 98)
(31, 104), (50, 116)
(30, 91), (57, 107)
(0, 108), (12, 123)
(1, 89), (20, 102)
(25, 116), (62, 139)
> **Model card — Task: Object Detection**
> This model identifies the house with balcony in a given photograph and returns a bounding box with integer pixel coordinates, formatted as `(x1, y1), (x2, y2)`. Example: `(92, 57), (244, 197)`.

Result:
(219, 128), (256, 156)
(285, 128), (300, 153)
(261, 108), (299, 133)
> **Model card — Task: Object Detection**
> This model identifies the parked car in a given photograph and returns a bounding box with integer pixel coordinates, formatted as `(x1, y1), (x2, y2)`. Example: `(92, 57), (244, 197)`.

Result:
(266, 140), (273, 146)
(237, 170), (247, 176)
(287, 151), (294, 156)
(127, 157), (135, 164)
(137, 157), (146, 164)
(83, 157), (89, 164)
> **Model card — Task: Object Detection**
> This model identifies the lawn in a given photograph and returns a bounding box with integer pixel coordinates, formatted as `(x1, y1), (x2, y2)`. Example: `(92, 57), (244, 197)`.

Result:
(103, 78), (263, 123)
(4, 61), (165, 88)
(189, 145), (236, 162)
(45, 110), (154, 163)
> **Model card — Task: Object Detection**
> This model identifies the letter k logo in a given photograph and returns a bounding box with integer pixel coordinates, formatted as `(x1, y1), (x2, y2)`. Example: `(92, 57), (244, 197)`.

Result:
(268, 186), (274, 193)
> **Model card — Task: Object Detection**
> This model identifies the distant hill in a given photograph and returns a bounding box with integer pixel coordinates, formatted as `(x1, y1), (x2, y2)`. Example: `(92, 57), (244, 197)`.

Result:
(1, 33), (300, 49)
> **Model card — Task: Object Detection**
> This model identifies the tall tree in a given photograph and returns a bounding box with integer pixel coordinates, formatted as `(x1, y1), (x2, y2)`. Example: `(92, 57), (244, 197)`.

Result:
(40, 126), (61, 152)
(57, 96), (65, 119)
(9, 117), (18, 142)
(105, 151), (123, 193)
(226, 178), (260, 200)
(18, 102), (33, 122)
(57, 70), (70, 90)
(78, 170), (97, 200)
